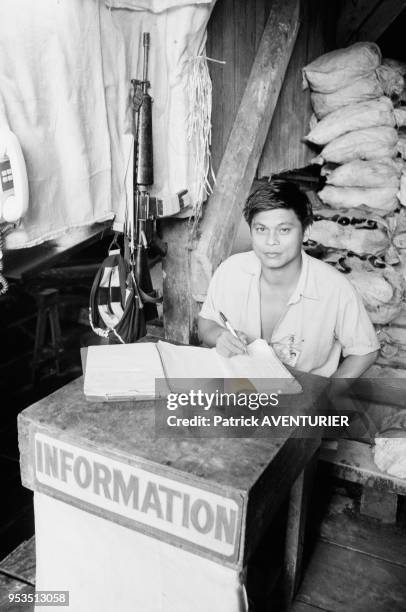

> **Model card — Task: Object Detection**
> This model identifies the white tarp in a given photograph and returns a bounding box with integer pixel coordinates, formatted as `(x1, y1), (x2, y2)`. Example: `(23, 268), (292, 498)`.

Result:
(102, 0), (215, 228)
(1, 0), (215, 247)
(0, 0), (115, 247)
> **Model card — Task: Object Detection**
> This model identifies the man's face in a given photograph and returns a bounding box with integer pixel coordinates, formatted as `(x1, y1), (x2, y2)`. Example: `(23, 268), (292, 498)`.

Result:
(250, 208), (304, 270)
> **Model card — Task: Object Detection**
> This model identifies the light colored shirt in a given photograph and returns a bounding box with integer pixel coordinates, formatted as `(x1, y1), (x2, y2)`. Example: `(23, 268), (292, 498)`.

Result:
(199, 250), (380, 377)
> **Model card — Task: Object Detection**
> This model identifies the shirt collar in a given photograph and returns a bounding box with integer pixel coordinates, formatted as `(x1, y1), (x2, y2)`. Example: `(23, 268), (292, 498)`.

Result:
(288, 251), (320, 304)
(241, 250), (320, 302)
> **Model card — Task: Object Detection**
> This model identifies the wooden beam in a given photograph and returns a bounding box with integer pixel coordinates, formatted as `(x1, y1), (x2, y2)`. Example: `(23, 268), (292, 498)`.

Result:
(283, 450), (319, 608)
(191, 0), (300, 302)
(337, 0), (406, 46)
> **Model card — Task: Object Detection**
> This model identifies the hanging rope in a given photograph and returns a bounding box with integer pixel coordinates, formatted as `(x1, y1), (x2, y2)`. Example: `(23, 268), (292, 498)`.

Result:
(186, 55), (224, 235)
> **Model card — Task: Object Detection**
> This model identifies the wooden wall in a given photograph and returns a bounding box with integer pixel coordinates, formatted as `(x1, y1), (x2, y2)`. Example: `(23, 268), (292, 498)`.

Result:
(206, 0), (340, 179)
(206, 0), (272, 176)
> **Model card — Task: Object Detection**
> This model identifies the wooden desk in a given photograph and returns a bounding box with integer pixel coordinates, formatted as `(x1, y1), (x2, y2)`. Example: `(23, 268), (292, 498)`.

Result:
(18, 373), (327, 611)
(4, 223), (112, 281)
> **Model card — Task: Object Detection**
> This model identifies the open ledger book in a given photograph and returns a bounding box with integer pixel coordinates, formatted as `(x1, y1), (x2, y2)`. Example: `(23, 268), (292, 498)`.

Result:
(83, 339), (302, 401)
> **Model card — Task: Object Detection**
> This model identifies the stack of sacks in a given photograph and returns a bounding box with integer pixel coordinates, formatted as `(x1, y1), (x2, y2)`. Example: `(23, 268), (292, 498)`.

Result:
(302, 43), (406, 326)
(305, 236), (403, 324)
(309, 208), (390, 257)
(304, 243), (404, 324)
(303, 43), (403, 217)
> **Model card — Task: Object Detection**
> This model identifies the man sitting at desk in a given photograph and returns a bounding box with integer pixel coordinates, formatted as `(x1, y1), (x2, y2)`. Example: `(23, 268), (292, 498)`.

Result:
(198, 179), (379, 378)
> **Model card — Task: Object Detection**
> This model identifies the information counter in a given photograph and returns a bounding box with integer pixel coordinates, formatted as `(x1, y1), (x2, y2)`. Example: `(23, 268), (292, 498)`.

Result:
(18, 374), (325, 611)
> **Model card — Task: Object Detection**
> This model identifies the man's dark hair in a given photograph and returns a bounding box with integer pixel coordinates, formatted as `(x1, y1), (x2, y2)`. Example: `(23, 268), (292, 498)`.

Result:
(243, 178), (313, 231)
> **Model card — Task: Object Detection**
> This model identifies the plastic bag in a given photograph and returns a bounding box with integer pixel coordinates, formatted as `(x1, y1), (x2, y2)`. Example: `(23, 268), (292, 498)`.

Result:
(311, 73), (384, 119)
(323, 158), (400, 188)
(303, 42), (381, 93)
(313, 127), (398, 164)
(306, 97), (395, 146)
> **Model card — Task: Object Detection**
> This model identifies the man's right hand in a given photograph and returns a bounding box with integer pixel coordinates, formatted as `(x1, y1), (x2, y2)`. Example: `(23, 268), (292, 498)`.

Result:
(216, 330), (248, 358)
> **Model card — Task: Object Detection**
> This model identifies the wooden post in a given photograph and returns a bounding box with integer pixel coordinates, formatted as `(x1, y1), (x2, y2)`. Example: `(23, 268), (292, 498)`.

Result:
(283, 449), (319, 609)
(191, 0), (301, 302)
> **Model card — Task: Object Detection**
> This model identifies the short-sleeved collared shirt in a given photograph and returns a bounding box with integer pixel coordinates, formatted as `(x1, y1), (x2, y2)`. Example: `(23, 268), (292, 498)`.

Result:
(199, 250), (380, 377)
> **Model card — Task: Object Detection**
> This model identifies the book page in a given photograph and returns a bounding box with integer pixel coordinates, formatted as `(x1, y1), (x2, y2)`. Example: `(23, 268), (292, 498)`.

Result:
(83, 343), (165, 400)
(157, 339), (302, 394)
(224, 339), (302, 394)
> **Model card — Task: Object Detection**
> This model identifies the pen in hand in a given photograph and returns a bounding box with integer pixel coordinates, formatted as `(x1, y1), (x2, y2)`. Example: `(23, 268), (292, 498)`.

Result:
(219, 311), (247, 353)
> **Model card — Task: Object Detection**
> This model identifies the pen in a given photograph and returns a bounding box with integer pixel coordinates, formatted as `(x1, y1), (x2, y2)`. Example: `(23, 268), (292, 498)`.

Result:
(219, 311), (247, 353)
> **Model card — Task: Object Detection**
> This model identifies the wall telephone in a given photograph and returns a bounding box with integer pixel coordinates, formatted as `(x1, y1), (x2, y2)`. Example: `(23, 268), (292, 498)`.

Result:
(0, 127), (29, 223)
(0, 127), (29, 294)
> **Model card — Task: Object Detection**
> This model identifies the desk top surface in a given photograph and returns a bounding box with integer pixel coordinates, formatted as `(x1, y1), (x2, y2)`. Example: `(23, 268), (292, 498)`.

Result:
(18, 372), (327, 567)
(18, 372), (328, 494)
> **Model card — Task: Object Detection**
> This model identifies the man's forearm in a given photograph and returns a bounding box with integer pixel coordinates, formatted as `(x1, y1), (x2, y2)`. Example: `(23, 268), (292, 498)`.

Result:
(332, 351), (379, 378)
(198, 317), (224, 347)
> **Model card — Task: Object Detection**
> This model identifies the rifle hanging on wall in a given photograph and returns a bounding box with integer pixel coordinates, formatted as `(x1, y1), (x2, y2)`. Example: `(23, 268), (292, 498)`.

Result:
(127, 32), (166, 324)
(89, 32), (165, 344)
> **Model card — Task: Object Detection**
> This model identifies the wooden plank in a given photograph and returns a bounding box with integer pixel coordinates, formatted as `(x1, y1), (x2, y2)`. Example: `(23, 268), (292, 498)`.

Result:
(320, 512), (406, 568)
(360, 487), (398, 523)
(191, 0), (300, 301)
(205, 0), (234, 176)
(339, 0), (406, 45)
(292, 601), (328, 612)
(296, 540), (406, 611)
(161, 219), (201, 343)
(0, 538), (36, 586)
(283, 450), (319, 607)
(259, 0), (340, 177)
(337, 0), (382, 46)
(320, 438), (406, 495)
(258, 0), (313, 177)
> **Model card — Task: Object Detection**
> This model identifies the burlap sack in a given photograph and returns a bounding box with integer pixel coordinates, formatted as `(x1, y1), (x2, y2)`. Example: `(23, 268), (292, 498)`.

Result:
(303, 245), (404, 324)
(303, 42), (381, 93)
(309, 209), (390, 255)
(394, 232), (406, 249)
(376, 64), (405, 97)
(318, 185), (399, 215)
(313, 127), (398, 164)
(383, 57), (406, 78)
(323, 158), (400, 188)
(310, 73), (384, 119)
(397, 132), (406, 159)
(394, 108), (406, 127)
(306, 97), (395, 146)
(345, 257), (404, 324)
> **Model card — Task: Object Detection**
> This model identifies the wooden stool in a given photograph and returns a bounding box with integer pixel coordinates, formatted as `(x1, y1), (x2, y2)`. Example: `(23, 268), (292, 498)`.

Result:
(32, 288), (63, 383)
